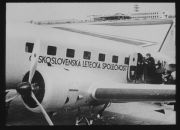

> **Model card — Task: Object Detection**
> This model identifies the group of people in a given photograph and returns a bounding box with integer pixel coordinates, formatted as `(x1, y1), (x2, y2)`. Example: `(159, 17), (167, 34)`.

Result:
(136, 53), (175, 84)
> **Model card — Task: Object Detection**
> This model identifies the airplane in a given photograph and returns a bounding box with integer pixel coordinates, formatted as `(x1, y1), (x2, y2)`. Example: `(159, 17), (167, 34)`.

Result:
(5, 19), (175, 125)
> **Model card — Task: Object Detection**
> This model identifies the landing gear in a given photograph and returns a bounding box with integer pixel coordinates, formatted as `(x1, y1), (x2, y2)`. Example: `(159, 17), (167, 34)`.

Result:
(75, 107), (93, 125)
(75, 116), (93, 125)
(75, 103), (110, 125)
(97, 102), (110, 119)
(48, 112), (57, 119)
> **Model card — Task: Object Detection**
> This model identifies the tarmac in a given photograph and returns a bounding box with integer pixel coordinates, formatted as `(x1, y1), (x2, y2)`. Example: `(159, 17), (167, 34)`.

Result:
(6, 93), (175, 125)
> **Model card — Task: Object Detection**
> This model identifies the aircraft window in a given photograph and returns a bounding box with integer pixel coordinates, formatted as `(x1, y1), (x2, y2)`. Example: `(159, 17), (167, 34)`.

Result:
(83, 51), (91, 60)
(112, 55), (118, 63)
(124, 57), (129, 65)
(47, 46), (57, 56)
(98, 53), (105, 62)
(25, 42), (34, 53)
(66, 48), (75, 58)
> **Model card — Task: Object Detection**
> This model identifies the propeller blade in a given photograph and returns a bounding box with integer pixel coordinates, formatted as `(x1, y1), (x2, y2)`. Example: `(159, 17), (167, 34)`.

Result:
(6, 94), (19, 103)
(31, 92), (54, 125)
(28, 40), (41, 83)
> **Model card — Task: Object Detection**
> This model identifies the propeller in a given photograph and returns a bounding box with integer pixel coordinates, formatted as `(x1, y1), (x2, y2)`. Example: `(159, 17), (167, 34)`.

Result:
(6, 92), (19, 111)
(6, 40), (54, 125)
(6, 94), (19, 103)
(25, 40), (53, 125)
(28, 40), (41, 83)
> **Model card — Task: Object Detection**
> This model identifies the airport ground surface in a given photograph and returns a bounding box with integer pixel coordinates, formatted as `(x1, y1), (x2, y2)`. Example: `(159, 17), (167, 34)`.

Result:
(6, 94), (175, 125)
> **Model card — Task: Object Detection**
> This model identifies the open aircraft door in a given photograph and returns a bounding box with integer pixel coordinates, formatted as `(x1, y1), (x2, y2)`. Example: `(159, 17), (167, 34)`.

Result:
(128, 52), (138, 82)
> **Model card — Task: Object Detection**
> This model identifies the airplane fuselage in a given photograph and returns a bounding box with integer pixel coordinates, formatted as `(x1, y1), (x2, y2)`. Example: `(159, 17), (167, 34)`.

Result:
(6, 23), (136, 88)
(6, 23), (174, 114)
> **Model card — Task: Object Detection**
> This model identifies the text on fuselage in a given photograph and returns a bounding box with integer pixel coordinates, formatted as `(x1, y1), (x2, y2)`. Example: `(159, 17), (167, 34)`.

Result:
(38, 56), (128, 71)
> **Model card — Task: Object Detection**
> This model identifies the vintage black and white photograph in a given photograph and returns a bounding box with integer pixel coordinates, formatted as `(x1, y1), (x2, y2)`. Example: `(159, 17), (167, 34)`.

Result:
(6, 2), (175, 125)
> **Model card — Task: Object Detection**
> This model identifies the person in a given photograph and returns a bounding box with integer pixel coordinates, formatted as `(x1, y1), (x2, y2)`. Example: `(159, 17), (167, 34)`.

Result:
(171, 71), (176, 81)
(143, 53), (156, 83)
(154, 60), (163, 84)
(144, 53), (155, 69)
(136, 53), (144, 82)
(155, 60), (161, 70)
(162, 70), (175, 84)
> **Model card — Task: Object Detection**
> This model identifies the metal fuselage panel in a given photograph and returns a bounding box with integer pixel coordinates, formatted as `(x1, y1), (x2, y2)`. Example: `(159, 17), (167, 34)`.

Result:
(6, 23), (130, 89)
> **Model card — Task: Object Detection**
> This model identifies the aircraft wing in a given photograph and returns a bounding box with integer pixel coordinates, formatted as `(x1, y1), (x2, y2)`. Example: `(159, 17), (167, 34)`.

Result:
(45, 19), (173, 47)
(89, 82), (175, 103)
(54, 26), (159, 46)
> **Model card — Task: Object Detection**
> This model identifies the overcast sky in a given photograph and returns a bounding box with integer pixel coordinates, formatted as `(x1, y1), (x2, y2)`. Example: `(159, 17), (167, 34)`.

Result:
(6, 3), (175, 23)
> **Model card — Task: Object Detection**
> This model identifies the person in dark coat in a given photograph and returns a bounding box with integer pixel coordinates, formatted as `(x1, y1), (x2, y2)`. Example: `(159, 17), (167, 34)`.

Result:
(162, 70), (175, 84)
(154, 60), (163, 84)
(144, 53), (156, 83)
(136, 53), (144, 81)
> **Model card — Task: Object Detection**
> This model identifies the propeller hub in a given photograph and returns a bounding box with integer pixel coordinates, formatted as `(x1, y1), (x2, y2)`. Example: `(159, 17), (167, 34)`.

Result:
(19, 71), (45, 108)
(17, 82), (32, 96)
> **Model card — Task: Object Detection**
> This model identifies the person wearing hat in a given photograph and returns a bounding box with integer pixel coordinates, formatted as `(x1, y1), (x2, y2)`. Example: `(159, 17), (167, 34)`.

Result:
(144, 53), (156, 83)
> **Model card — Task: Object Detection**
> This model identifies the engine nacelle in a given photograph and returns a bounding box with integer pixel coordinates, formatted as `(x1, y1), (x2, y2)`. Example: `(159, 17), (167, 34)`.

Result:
(21, 66), (74, 113)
